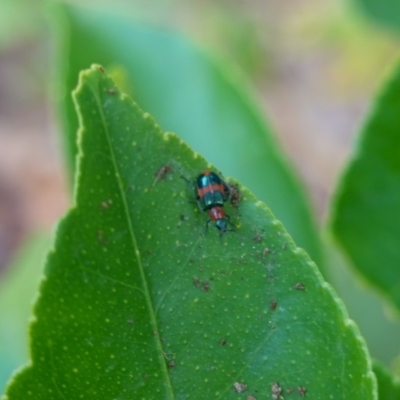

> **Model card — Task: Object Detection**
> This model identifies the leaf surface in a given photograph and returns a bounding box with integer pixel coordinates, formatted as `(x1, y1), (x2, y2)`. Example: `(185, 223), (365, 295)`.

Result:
(3, 66), (375, 399)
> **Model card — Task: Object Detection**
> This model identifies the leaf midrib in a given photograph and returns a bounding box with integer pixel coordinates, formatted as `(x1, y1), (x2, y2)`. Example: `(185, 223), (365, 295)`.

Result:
(86, 74), (175, 399)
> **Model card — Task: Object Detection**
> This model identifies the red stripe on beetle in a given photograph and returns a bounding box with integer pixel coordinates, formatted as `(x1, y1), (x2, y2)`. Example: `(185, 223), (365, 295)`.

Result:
(197, 183), (226, 198)
(209, 206), (225, 221)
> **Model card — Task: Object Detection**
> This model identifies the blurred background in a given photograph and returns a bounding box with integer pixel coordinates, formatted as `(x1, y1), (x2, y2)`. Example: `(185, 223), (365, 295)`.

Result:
(1, 0), (399, 271)
(1, 0), (400, 381)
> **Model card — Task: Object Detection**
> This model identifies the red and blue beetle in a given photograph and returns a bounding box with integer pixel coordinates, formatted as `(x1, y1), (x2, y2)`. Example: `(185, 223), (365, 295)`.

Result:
(194, 170), (233, 235)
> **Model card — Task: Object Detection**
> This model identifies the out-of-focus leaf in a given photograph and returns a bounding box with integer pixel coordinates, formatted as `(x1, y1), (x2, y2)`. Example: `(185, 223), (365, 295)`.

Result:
(326, 243), (400, 365)
(373, 360), (400, 400)
(355, 0), (400, 33)
(0, 234), (52, 394)
(3, 66), (376, 399)
(331, 61), (400, 312)
(0, 0), (45, 48)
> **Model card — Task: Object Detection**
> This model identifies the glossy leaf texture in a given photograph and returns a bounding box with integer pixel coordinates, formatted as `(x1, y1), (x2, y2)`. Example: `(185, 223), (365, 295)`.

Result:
(331, 61), (400, 312)
(55, 3), (323, 269)
(3, 66), (375, 399)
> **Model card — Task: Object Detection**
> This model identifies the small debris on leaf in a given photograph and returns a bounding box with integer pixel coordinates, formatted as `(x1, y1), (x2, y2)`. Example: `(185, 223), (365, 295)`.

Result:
(271, 382), (283, 400)
(298, 386), (307, 397)
(228, 183), (243, 210)
(100, 199), (113, 209)
(233, 382), (248, 393)
(294, 282), (305, 291)
(262, 247), (271, 256)
(153, 163), (173, 186)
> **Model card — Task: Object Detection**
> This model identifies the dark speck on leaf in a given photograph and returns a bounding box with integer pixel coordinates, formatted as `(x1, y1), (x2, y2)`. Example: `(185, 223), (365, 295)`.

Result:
(262, 248), (271, 256)
(228, 183), (243, 210)
(100, 199), (113, 209)
(153, 163), (173, 186)
(298, 386), (307, 396)
(294, 283), (305, 291)
(252, 231), (264, 243)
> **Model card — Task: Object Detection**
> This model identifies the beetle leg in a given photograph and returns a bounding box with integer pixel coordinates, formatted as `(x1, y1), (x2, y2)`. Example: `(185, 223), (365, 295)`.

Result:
(181, 174), (205, 211)
(205, 218), (211, 234)
(225, 213), (235, 229)
(180, 174), (197, 197)
(223, 182), (232, 202)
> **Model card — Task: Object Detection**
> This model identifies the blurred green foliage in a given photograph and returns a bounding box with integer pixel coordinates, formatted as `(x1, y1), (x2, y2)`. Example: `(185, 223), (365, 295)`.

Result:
(0, 0), (400, 398)
(0, 235), (51, 392)
(373, 361), (400, 400)
(331, 62), (400, 312)
(356, 0), (400, 34)
(0, 0), (44, 49)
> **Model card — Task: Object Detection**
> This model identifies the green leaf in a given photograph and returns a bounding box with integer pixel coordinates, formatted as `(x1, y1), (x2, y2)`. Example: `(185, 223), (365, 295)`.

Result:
(55, 3), (323, 269)
(373, 360), (400, 400)
(326, 244), (400, 365)
(3, 66), (375, 399)
(0, 235), (52, 394)
(0, 0), (44, 49)
(355, 0), (400, 33)
(330, 61), (400, 311)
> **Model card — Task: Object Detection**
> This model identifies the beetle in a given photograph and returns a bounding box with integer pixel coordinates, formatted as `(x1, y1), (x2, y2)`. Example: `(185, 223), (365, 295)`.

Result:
(195, 170), (230, 208)
(195, 170), (233, 236)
